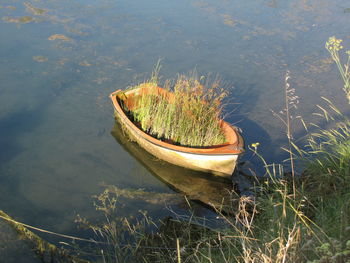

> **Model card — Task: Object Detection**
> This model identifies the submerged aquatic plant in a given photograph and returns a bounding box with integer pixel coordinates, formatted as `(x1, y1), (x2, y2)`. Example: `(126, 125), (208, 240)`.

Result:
(325, 37), (350, 103)
(123, 69), (228, 147)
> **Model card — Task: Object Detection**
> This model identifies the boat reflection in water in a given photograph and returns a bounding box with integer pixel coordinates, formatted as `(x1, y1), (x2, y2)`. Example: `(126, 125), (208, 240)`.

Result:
(111, 121), (239, 213)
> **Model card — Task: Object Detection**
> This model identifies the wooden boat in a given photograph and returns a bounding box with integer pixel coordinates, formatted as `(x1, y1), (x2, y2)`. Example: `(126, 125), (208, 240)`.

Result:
(109, 86), (244, 177)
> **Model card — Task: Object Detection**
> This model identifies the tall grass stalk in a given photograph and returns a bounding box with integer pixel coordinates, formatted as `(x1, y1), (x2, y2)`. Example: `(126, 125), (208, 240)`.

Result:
(325, 36), (350, 103)
(271, 70), (299, 197)
(284, 70), (297, 197)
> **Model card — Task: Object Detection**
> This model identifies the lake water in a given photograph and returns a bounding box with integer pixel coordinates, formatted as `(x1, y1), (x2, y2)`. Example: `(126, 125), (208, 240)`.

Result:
(0, 0), (349, 247)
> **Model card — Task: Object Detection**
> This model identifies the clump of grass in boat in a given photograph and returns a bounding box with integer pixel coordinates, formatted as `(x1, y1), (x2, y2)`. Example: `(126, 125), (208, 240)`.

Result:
(130, 74), (228, 147)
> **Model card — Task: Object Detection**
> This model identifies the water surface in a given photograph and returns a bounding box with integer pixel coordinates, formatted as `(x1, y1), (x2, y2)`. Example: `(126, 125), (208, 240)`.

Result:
(1, 0), (349, 244)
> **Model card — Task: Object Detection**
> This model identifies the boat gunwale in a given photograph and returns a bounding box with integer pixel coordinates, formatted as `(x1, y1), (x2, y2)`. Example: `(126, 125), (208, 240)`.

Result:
(109, 87), (244, 155)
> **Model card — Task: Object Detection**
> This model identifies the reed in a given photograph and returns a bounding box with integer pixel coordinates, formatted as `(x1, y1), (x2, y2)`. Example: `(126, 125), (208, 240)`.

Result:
(124, 70), (228, 147)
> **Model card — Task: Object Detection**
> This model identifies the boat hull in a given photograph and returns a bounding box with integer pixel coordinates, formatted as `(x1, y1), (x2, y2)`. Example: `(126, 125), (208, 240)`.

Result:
(110, 87), (244, 177)
(111, 121), (239, 213)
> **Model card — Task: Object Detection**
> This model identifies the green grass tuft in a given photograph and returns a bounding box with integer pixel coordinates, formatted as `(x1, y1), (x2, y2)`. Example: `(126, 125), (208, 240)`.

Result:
(124, 70), (228, 147)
